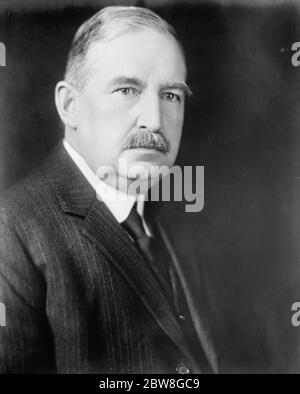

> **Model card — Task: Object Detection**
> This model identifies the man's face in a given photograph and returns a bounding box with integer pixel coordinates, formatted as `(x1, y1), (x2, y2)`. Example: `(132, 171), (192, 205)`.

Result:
(74, 29), (187, 189)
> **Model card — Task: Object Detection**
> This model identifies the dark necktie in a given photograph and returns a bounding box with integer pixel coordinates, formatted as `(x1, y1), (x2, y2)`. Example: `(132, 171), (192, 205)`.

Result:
(122, 203), (212, 372)
(122, 202), (173, 296)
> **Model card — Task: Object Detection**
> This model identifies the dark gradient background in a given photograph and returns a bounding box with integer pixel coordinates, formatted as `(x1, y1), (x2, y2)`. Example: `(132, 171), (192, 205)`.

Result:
(0, 0), (299, 373)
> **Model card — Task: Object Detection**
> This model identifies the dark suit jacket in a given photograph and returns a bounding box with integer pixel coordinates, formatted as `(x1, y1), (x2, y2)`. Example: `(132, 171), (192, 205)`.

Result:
(0, 142), (217, 374)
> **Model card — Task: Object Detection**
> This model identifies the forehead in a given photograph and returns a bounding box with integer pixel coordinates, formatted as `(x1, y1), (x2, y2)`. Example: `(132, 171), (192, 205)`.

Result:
(85, 29), (187, 85)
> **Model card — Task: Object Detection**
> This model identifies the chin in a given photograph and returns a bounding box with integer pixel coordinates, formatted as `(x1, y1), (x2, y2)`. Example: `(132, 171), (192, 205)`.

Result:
(117, 150), (176, 187)
(126, 148), (174, 164)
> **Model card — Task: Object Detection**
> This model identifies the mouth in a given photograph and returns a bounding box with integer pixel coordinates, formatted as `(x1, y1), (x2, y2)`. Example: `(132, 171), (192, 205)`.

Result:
(125, 146), (166, 153)
(129, 147), (159, 151)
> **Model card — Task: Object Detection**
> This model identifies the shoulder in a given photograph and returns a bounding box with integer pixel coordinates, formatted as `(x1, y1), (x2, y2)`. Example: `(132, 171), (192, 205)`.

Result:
(0, 164), (58, 232)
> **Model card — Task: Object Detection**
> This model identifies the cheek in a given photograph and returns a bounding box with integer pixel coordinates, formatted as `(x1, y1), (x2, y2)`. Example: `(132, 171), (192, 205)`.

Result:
(80, 97), (112, 129)
(162, 106), (184, 144)
(79, 97), (131, 143)
(77, 96), (138, 167)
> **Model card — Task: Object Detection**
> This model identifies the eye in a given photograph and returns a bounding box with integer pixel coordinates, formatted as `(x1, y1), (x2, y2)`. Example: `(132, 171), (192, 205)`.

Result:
(115, 87), (139, 96)
(161, 92), (181, 103)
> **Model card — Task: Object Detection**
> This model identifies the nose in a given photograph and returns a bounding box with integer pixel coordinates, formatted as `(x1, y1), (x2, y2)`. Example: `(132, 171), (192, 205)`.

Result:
(136, 92), (162, 133)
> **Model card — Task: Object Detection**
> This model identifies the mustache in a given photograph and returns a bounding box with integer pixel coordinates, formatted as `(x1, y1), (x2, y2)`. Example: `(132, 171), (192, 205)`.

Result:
(121, 128), (170, 153)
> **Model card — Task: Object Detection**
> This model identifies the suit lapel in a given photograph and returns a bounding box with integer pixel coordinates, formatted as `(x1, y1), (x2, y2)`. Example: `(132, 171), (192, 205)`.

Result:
(82, 198), (201, 372)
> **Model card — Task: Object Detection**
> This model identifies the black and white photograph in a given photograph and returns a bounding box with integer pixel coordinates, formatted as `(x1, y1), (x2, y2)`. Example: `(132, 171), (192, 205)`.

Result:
(0, 0), (299, 376)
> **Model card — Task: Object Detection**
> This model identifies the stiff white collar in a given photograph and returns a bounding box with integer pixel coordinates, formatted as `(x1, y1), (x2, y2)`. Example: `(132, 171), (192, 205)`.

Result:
(63, 139), (147, 225)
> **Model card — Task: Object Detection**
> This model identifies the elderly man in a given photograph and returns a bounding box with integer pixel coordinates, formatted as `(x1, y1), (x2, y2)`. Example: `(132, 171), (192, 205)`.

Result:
(0, 6), (217, 374)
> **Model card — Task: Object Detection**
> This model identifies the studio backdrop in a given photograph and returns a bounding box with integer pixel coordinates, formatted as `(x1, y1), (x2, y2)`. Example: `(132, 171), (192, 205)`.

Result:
(0, 0), (299, 373)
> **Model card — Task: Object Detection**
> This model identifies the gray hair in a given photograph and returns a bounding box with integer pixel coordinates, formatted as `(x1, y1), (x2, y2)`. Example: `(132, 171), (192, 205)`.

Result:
(64, 6), (185, 90)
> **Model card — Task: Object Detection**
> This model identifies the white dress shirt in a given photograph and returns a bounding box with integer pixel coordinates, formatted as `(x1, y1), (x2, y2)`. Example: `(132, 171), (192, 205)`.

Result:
(63, 139), (151, 235)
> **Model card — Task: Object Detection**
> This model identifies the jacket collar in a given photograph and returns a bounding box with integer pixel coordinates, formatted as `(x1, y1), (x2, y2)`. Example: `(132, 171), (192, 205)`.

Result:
(42, 141), (95, 217)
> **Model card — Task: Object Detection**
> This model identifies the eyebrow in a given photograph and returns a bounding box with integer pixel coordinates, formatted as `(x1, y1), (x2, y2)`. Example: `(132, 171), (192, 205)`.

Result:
(106, 76), (193, 97)
(161, 81), (193, 97)
(106, 76), (147, 90)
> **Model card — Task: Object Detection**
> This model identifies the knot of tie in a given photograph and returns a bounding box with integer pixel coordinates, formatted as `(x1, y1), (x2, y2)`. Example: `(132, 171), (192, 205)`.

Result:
(122, 202), (147, 241)
(122, 202), (173, 294)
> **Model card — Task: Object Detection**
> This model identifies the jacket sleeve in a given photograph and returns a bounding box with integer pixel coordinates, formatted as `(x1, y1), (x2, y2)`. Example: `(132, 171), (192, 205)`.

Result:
(0, 215), (56, 373)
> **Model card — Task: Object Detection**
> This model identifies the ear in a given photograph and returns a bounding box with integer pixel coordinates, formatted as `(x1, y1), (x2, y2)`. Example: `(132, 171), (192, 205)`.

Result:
(55, 81), (78, 129)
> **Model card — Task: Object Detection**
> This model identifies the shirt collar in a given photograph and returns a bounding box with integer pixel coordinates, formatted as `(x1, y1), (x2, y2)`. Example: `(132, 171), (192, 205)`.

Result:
(63, 139), (145, 223)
